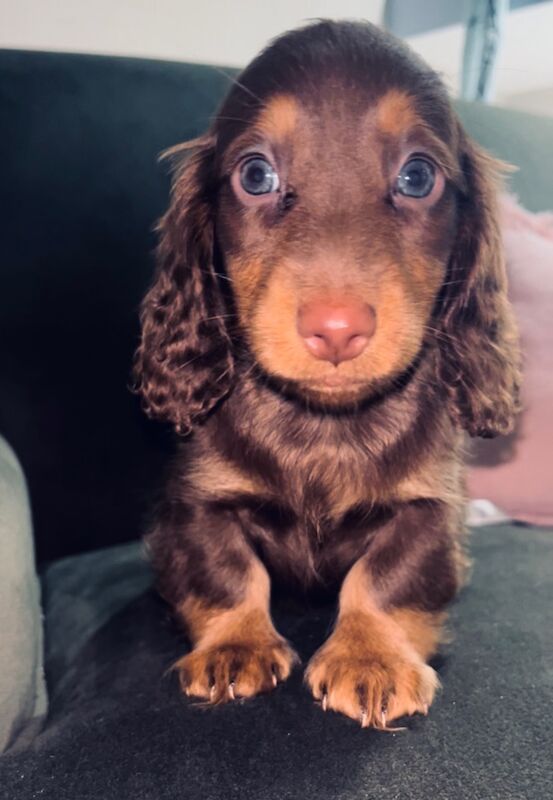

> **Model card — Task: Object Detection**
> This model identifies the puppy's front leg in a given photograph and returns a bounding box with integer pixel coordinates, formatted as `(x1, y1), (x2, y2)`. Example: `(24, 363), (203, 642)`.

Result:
(154, 504), (298, 703)
(305, 500), (461, 727)
(177, 558), (299, 703)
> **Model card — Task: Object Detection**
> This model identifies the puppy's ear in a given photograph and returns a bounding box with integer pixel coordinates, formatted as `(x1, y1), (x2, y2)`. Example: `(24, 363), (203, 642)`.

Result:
(436, 131), (521, 438)
(133, 135), (234, 435)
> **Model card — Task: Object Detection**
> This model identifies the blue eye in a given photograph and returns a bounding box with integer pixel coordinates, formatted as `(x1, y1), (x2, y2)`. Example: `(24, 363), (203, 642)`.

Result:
(239, 157), (279, 195)
(396, 157), (435, 198)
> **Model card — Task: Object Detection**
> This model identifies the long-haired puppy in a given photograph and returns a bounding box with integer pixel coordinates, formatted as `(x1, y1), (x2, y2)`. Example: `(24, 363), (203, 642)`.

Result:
(133, 20), (521, 729)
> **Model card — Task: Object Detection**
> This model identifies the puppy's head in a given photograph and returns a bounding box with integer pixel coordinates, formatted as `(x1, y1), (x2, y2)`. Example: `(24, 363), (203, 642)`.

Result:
(134, 20), (521, 436)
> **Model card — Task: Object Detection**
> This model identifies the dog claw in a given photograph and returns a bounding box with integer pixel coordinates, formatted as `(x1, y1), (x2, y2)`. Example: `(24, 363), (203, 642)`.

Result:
(360, 709), (369, 728)
(228, 682), (236, 700)
(272, 674), (278, 687)
(321, 693), (328, 712)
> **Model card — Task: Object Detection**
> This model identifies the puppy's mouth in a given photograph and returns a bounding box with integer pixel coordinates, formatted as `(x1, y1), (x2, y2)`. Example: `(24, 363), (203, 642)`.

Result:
(294, 374), (374, 404)
(305, 374), (365, 390)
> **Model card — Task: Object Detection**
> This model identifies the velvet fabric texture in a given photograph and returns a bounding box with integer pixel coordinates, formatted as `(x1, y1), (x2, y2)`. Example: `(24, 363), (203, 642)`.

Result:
(0, 523), (551, 799)
(0, 49), (234, 562)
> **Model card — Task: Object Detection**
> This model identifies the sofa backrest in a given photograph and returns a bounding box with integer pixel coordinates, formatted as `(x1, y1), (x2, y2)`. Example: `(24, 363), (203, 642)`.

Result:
(455, 100), (553, 212)
(0, 50), (233, 561)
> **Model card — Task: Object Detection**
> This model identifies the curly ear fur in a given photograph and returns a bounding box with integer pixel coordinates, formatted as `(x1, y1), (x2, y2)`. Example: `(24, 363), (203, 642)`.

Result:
(437, 132), (522, 438)
(132, 136), (234, 435)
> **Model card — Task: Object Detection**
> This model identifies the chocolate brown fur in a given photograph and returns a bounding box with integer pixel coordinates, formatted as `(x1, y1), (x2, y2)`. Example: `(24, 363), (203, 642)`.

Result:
(133, 21), (521, 726)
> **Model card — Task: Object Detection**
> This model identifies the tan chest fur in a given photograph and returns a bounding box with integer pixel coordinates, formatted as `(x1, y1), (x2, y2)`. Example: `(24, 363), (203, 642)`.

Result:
(188, 436), (464, 522)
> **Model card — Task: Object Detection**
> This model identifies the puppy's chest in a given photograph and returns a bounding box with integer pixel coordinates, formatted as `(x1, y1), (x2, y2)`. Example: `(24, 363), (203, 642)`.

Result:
(200, 441), (391, 526)
(284, 447), (378, 520)
(191, 440), (448, 584)
(240, 451), (396, 585)
(194, 432), (455, 531)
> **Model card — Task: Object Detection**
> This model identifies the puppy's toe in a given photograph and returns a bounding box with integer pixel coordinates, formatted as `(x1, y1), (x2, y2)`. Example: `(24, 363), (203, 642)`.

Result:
(306, 640), (438, 728)
(175, 638), (298, 704)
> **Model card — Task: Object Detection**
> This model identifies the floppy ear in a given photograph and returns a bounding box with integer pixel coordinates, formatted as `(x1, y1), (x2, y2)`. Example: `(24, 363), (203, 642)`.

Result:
(436, 132), (521, 438)
(132, 135), (234, 435)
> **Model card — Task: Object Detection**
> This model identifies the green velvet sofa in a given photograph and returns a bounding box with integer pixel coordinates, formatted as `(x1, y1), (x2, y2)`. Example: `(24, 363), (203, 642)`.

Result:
(0, 48), (552, 799)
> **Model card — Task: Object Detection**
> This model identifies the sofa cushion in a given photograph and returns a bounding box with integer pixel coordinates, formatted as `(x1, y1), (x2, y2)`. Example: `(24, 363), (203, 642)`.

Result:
(0, 523), (551, 799)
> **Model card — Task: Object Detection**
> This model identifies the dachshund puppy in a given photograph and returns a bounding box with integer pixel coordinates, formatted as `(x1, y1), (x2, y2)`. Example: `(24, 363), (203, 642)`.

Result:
(133, 20), (520, 728)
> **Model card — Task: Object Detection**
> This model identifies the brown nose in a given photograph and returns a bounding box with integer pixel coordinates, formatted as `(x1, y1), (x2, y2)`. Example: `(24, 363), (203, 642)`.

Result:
(297, 300), (376, 365)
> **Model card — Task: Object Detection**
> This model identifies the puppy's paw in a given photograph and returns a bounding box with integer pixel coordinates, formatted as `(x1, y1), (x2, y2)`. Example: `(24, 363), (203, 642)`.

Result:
(175, 638), (299, 704)
(305, 630), (439, 729)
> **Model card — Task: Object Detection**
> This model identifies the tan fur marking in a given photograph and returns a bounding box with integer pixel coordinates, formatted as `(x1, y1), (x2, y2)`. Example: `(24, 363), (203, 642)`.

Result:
(175, 559), (298, 702)
(376, 89), (418, 136)
(256, 94), (298, 141)
(226, 256), (265, 320)
(178, 557), (271, 646)
(249, 258), (427, 400)
(368, 267), (426, 379)
(300, 443), (375, 519)
(189, 452), (266, 499)
(305, 558), (443, 727)
(326, 473), (369, 518)
(390, 608), (448, 661)
(393, 448), (464, 506)
(329, 453), (459, 519)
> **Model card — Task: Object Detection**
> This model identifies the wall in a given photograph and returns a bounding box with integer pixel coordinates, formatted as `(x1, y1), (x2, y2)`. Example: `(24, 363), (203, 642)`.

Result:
(0, 0), (384, 66)
(1, 0), (552, 115)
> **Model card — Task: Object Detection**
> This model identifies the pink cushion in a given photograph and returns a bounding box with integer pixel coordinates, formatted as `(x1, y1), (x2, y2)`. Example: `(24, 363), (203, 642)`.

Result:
(467, 195), (553, 525)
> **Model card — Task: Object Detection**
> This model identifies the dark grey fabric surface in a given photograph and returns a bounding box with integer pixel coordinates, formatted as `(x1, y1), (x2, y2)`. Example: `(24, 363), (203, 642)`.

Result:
(41, 542), (152, 699)
(0, 523), (551, 799)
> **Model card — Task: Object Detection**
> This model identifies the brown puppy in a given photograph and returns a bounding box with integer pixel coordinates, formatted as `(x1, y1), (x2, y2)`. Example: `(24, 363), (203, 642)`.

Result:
(133, 20), (521, 728)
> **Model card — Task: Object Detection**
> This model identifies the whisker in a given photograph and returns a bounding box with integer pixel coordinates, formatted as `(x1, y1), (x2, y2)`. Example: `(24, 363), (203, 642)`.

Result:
(213, 365), (234, 386)
(424, 324), (476, 350)
(439, 279), (467, 288)
(198, 313), (237, 323)
(213, 115), (258, 125)
(213, 271), (235, 284)
(211, 67), (267, 107)
(172, 351), (205, 370)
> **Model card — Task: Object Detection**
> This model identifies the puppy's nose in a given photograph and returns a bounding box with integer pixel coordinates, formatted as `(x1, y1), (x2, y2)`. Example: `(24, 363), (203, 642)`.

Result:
(297, 301), (376, 365)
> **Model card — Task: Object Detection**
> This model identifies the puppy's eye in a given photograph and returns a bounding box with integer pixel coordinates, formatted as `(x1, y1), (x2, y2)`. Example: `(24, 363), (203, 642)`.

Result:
(395, 158), (435, 198)
(240, 157), (279, 195)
